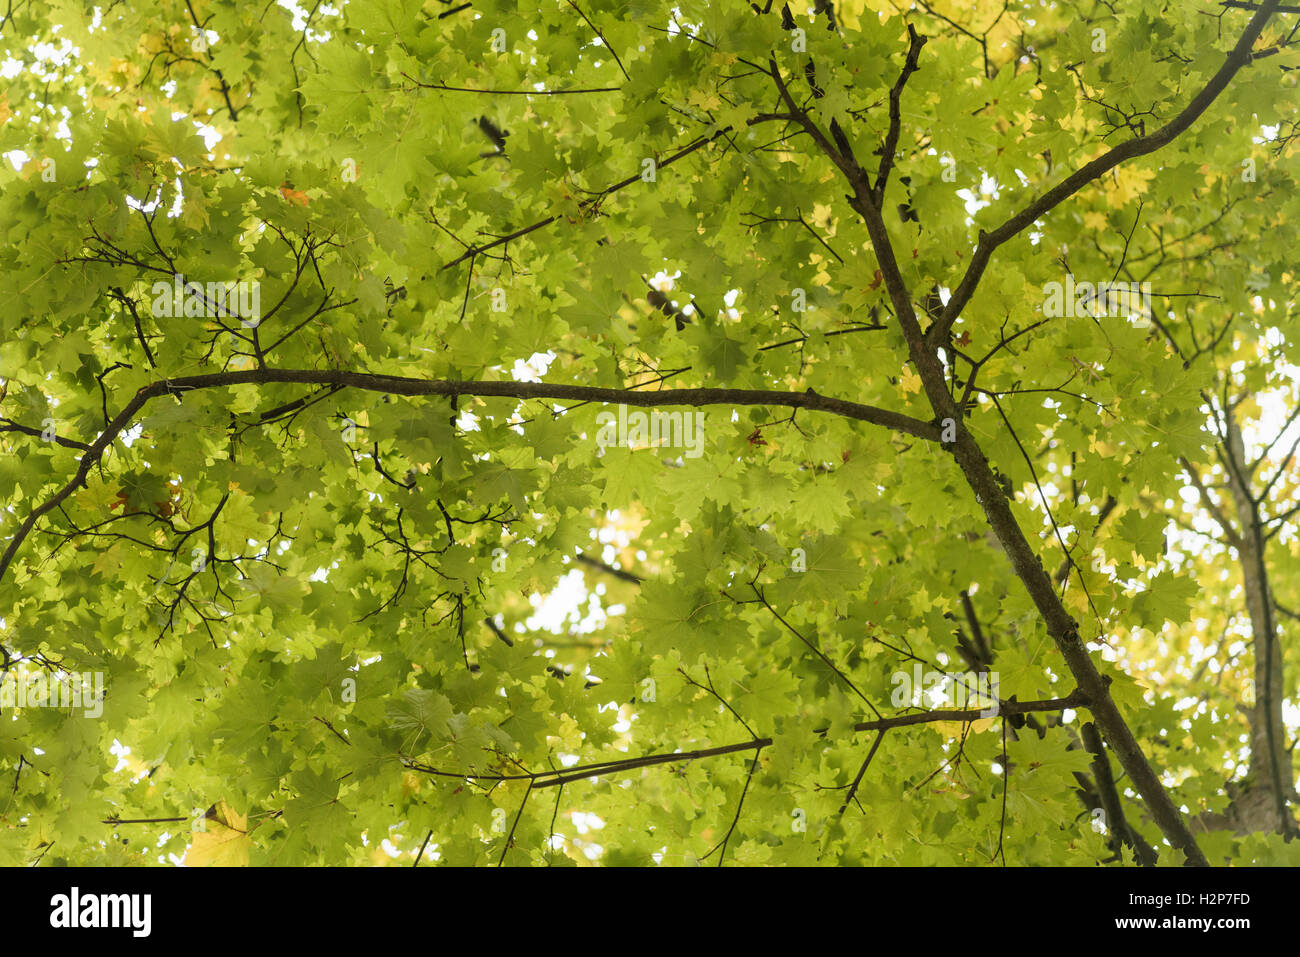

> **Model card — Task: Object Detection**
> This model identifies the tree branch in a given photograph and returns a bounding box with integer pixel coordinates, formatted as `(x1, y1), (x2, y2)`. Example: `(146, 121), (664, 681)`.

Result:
(929, 0), (1282, 346)
(0, 368), (938, 587)
(874, 24), (927, 206)
(774, 19), (1228, 864)
(406, 691), (1088, 790)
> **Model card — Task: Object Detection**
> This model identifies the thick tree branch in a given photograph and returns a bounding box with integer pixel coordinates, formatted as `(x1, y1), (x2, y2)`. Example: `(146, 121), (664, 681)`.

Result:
(874, 24), (927, 205)
(1224, 416), (1294, 834)
(1180, 456), (1241, 548)
(0, 368), (938, 587)
(1082, 721), (1159, 866)
(773, 22), (1230, 864)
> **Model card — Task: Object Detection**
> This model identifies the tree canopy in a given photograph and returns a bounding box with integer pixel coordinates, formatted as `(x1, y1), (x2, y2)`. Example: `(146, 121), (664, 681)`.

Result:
(1, 0), (1299, 866)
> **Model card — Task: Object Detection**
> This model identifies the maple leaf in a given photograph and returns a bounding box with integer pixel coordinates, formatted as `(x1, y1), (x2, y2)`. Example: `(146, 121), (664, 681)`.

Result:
(187, 801), (251, 867)
(279, 183), (310, 206)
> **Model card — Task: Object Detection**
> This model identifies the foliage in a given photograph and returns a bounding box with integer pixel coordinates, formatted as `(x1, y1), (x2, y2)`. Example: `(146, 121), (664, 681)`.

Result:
(0, 0), (1298, 866)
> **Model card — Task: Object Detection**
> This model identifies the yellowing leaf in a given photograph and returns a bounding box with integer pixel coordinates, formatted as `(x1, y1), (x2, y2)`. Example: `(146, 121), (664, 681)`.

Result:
(187, 801), (251, 866)
(1111, 166), (1155, 206)
(687, 90), (721, 111)
(1065, 586), (1091, 615)
(899, 367), (922, 395)
(928, 717), (996, 737)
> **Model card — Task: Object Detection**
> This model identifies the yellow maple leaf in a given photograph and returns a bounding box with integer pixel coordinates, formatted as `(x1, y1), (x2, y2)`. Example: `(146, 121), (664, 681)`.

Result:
(137, 32), (166, 57)
(401, 771), (423, 798)
(899, 366), (922, 395)
(1088, 435), (1116, 458)
(1111, 165), (1155, 206)
(1083, 210), (1108, 232)
(187, 801), (251, 866)
(1065, 586), (1091, 615)
(928, 717), (996, 737)
(1060, 108), (1091, 135)
(687, 90), (721, 111)
(179, 200), (210, 231)
(108, 57), (138, 82)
